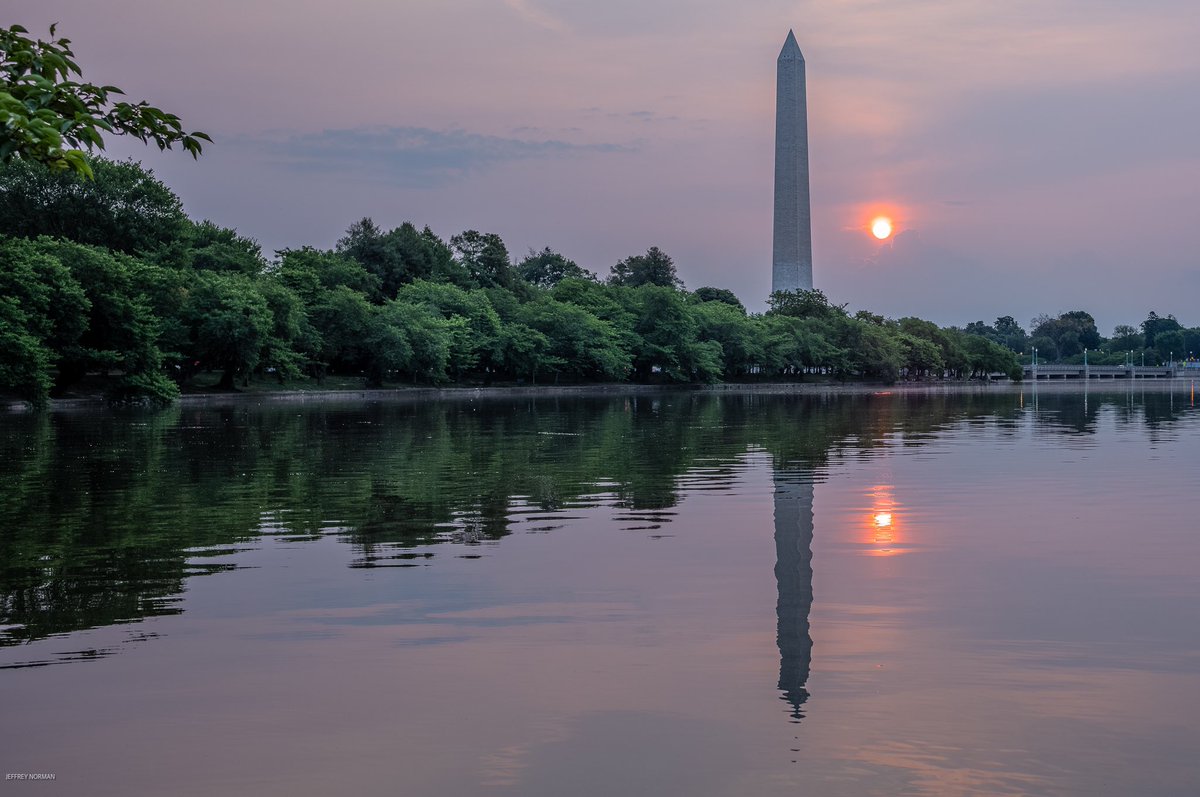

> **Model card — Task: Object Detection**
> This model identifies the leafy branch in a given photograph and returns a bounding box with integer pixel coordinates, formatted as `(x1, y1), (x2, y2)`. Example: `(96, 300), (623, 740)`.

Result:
(0, 23), (210, 178)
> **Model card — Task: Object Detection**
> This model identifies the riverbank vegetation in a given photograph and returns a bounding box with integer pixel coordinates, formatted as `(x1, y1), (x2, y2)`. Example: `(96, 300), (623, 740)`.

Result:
(10, 157), (1193, 407)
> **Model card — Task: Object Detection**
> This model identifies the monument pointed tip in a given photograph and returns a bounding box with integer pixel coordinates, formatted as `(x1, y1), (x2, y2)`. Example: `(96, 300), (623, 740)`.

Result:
(779, 29), (804, 60)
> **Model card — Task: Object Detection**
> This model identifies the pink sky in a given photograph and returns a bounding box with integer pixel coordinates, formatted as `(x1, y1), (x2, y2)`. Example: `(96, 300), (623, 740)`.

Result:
(11, 0), (1200, 332)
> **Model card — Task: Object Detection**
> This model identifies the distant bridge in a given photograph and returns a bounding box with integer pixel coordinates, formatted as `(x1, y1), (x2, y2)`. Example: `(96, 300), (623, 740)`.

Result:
(1023, 364), (1200, 380)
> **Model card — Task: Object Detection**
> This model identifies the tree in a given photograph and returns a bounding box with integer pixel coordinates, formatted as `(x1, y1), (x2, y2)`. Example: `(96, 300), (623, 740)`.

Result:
(767, 288), (845, 320)
(0, 157), (187, 252)
(450, 230), (515, 290)
(900, 317), (967, 376)
(183, 221), (266, 275)
(1154, 329), (1185, 363)
(517, 247), (591, 288)
(182, 272), (272, 389)
(692, 286), (745, 312)
(621, 285), (719, 382)
(519, 298), (628, 382)
(1029, 334), (1058, 363)
(964, 320), (998, 341)
(1031, 311), (1100, 359)
(32, 238), (177, 401)
(395, 281), (505, 378)
(1141, 311), (1182, 349)
(993, 316), (1027, 353)
(962, 334), (1021, 380)
(0, 24), (210, 178)
(608, 246), (682, 289)
(0, 236), (89, 404)
(832, 316), (904, 382)
(692, 300), (760, 377)
(337, 219), (459, 298)
(760, 315), (841, 377)
(306, 286), (374, 377)
(897, 332), (944, 379)
(276, 247), (380, 302)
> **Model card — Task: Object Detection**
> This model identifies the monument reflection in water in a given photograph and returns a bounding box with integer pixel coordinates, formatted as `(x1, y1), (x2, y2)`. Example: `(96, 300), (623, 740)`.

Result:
(773, 470), (814, 721)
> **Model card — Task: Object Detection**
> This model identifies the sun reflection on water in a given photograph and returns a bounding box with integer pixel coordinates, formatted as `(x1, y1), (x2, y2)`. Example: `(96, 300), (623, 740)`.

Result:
(865, 486), (904, 556)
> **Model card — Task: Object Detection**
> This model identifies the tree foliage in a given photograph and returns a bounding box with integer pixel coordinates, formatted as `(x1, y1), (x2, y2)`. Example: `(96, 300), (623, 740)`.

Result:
(517, 247), (592, 288)
(608, 246), (681, 289)
(0, 156), (1043, 406)
(0, 157), (186, 252)
(0, 24), (210, 178)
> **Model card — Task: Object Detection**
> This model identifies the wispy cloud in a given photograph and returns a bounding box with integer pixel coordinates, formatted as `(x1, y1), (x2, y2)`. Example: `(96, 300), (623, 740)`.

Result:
(243, 127), (631, 188)
(503, 0), (571, 33)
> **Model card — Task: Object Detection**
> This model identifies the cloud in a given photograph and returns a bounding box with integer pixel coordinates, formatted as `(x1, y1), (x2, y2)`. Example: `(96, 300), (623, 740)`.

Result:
(240, 127), (631, 189)
(502, 0), (571, 33)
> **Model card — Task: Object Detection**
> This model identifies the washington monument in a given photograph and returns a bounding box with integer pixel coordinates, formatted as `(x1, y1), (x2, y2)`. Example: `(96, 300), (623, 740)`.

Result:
(772, 30), (813, 293)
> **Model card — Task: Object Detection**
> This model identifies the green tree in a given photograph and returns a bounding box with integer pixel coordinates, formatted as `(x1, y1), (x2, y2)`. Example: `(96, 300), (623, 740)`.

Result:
(257, 280), (313, 383)
(517, 247), (592, 288)
(450, 230), (515, 290)
(1032, 311), (1100, 359)
(337, 219), (459, 298)
(962, 334), (1021, 380)
(692, 300), (760, 377)
(623, 285), (719, 382)
(395, 281), (505, 378)
(832, 316), (904, 383)
(0, 24), (209, 177)
(767, 288), (845, 320)
(0, 236), (89, 404)
(963, 320), (998, 341)
(518, 298), (630, 382)
(760, 315), (841, 377)
(306, 286), (375, 378)
(276, 247), (380, 302)
(899, 317), (966, 375)
(182, 272), (273, 389)
(0, 157), (187, 252)
(1141, 311), (1182, 350)
(608, 246), (682, 289)
(1154, 329), (1185, 363)
(32, 238), (177, 401)
(1029, 334), (1058, 364)
(993, 316), (1028, 353)
(691, 286), (745, 312)
(897, 332), (944, 378)
(182, 221), (266, 275)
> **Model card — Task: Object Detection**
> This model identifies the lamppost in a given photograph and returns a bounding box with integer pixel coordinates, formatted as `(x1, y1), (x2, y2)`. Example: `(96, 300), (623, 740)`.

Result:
(1084, 347), (1089, 380)
(1032, 347), (1038, 380)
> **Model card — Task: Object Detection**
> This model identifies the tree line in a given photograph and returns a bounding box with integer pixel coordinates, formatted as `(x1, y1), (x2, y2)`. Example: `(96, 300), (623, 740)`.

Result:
(0, 158), (1030, 406)
(993, 310), (1200, 366)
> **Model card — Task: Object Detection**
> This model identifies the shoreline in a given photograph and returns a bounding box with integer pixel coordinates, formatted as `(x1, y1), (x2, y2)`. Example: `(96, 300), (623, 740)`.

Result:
(5, 376), (1197, 412)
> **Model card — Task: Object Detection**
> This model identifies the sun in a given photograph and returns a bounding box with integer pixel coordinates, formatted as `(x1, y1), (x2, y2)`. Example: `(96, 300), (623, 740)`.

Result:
(871, 216), (893, 240)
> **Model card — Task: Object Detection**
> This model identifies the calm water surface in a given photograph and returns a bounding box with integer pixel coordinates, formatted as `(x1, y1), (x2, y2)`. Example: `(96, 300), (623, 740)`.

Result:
(2, 387), (1199, 796)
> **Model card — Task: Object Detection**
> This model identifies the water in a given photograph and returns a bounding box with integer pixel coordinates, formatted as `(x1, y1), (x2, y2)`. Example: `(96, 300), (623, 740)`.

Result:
(2, 386), (1198, 796)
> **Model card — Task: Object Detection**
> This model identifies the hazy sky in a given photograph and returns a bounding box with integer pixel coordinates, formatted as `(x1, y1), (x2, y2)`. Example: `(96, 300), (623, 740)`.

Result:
(9, 0), (1200, 332)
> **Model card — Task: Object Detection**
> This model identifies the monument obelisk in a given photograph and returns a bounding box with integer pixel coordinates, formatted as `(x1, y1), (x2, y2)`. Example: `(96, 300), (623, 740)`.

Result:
(772, 30), (813, 293)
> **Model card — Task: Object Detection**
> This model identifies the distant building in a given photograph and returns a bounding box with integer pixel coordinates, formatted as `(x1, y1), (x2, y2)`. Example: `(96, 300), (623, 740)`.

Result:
(772, 30), (814, 293)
